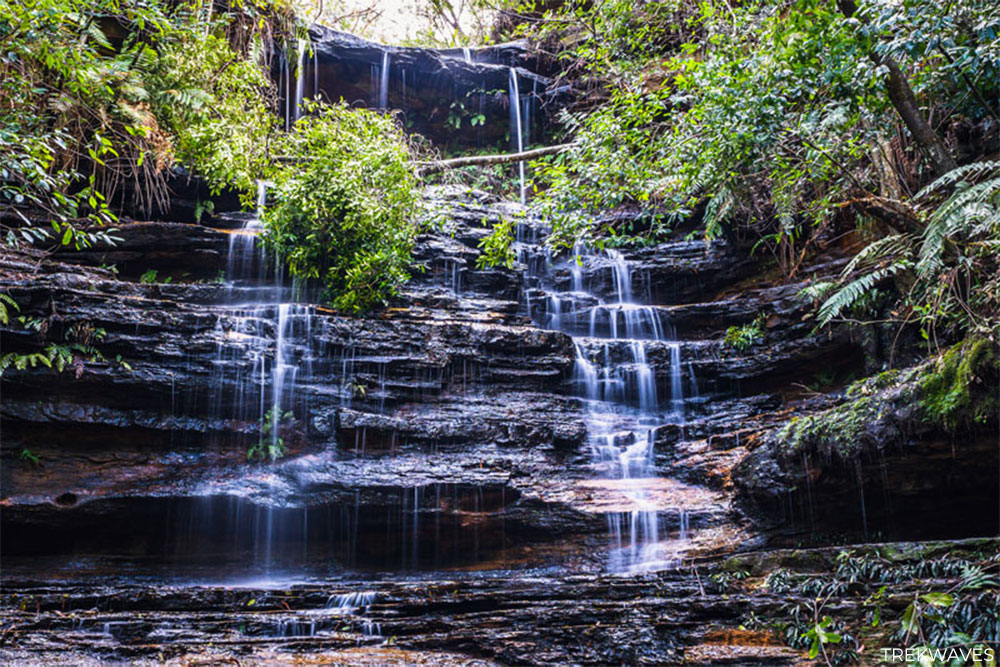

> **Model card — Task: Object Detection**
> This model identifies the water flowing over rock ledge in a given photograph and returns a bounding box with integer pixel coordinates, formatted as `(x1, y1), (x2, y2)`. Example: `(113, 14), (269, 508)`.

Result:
(2, 187), (997, 664)
(277, 26), (558, 150)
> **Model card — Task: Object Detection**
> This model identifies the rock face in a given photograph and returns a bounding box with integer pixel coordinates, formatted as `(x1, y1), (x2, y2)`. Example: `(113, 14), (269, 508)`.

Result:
(2, 186), (996, 663)
(733, 357), (1000, 543)
(282, 26), (557, 150)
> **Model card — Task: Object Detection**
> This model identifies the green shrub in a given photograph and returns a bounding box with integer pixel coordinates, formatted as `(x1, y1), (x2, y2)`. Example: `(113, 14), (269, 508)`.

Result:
(724, 314), (766, 353)
(263, 103), (419, 313)
(476, 215), (517, 269)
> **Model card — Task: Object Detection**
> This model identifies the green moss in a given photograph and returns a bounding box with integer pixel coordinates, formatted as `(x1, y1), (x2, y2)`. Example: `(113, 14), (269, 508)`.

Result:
(919, 337), (999, 431)
(778, 393), (889, 458)
(845, 367), (904, 398)
(777, 337), (998, 460)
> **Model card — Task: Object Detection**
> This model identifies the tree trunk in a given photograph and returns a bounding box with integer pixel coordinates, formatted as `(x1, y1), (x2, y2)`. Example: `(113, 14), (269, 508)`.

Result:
(836, 0), (957, 177)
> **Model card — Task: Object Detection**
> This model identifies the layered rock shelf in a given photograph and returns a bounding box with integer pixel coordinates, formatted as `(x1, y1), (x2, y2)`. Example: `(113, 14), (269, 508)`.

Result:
(2, 187), (996, 664)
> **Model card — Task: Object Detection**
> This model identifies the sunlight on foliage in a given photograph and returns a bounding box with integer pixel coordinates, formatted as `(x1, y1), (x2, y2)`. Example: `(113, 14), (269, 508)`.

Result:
(263, 102), (419, 313)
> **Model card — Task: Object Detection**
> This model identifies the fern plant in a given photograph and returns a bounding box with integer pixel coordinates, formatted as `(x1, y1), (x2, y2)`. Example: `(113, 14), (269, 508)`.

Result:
(815, 161), (1000, 337)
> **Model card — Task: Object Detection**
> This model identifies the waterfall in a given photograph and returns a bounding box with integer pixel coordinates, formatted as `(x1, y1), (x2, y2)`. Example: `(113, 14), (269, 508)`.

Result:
(293, 40), (306, 121)
(523, 234), (689, 572)
(508, 68), (526, 204)
(462, 47), (472, 63)
(379, 51), (391, 110)
(206, 181), (320, 575)
(282, 53), (290, 131)
(669, 343), (684, 418)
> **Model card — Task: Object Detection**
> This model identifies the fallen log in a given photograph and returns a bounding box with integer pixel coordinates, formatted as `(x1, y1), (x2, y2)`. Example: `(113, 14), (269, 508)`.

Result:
(416, 143), (577, 176)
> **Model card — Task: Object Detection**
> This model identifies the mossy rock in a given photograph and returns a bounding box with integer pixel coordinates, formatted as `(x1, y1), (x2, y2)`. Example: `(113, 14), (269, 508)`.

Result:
(775, 336), (998, 461)
(919, 336), (999, 430)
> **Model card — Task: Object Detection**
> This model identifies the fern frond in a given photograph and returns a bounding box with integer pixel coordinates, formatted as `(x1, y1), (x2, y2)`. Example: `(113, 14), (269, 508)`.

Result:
(800, 281), (835, 301)
(0, 293), (18, 325)
(817, 260), (910, 327)
(915, 160), (1000, 201)
(840, 233), (912, 279)
(918, 173), (1000, 277)
(703, 184), (734, 240)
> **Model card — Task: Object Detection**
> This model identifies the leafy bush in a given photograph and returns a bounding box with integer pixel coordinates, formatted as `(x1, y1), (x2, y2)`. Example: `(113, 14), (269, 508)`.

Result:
(724, 314), (766, 353)
(476, 215), (517, 269)
(147, 21), (281, 201)
(0, 0), (295, 245)
(518, 0), (998, 265)
(263, 103), (419, 313)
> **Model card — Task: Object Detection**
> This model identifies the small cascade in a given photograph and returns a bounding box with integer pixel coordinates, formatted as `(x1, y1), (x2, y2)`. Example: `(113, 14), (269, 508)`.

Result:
(524, 233), (691, 572)
(206, 181), (320, 575)
(508, 68), (526, 204)
(668, 343), (684, 418)
(226, 181), (268, 284)
(293, 39), (307, 121)
(462, 46), (472, 63)
(378, 51), (391, 110)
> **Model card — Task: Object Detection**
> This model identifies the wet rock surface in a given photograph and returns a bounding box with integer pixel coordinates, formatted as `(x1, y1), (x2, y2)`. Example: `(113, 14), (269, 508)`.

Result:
(0, 572), (801, 665)
(296, 26), (558, 150)
(2, 187), (996, 663)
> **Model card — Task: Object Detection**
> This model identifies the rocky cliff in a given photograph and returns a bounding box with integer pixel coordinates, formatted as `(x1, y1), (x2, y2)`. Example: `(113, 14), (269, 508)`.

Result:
(1, 187), (997, 663)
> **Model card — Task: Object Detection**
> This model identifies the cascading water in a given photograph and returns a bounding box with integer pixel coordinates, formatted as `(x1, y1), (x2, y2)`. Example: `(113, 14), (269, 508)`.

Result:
(378, 51), (391, 110)
(206, 181), (318, 575)
(508, 68), (526, 205)
(524, 232), (693, 572)
(293, 39), (307, 121)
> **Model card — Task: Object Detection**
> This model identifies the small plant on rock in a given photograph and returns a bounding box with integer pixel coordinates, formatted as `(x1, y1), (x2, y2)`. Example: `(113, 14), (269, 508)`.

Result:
(476, 215), (517, 270)
(725, 313), (767, 353)
(248, 407), (293, 462)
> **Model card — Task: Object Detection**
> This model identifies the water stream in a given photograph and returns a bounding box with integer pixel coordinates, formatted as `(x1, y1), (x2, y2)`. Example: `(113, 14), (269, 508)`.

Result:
(520, 230), (692, 572)
(508, 68), (526, 205)
(379, 51), (391, 110)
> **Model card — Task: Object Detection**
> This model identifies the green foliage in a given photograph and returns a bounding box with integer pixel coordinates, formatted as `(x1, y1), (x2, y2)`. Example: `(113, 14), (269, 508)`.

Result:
(526, 0), (885, 248)
(804, 616), (842, 661)
(517, 0), (999, 275)
(0, 0), (295, 246)
(146, 17), (281, 200)
(724, 313), (766, 353)
(262, 102), (419, 313)
(248, 407), (292, 462)
(445, 98), (487, 131)
(764, 546), (999, 665)
(2, 0), (423, 313)
(815, 162), (1000, 337)
(139, 269), (171, 284)
(0, 310), (123, 377)
(0, 293), (18, 326)
(19, 448), (40, 465)
(476, 216), (517, 269)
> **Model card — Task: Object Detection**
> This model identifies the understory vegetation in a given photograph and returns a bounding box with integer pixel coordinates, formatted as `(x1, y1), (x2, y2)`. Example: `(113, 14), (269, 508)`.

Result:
(498, 0), (999, 348)
(1, 0), (420, 312)
(713, 541), (1000, 665)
